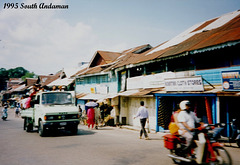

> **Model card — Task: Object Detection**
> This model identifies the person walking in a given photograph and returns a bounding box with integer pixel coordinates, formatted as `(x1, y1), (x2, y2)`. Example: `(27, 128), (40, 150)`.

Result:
(87, 107), (95, 129)
(134, 101), (149, 140)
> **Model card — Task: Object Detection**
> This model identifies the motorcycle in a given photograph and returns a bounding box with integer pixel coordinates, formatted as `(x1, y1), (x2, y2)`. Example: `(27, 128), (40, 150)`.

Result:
(213, 119), (240, 148)
(164, 124), (232, 165)
(2, 107), (8, 120)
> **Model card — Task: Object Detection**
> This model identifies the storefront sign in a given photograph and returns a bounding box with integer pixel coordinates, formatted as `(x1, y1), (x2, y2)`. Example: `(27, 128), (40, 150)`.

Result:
(165, 76), (204, 92)
(90, 87), (96, 94)
(127, 72), (175, 90)
(96, 85), (108, 94)
(222, 70), (240, 91)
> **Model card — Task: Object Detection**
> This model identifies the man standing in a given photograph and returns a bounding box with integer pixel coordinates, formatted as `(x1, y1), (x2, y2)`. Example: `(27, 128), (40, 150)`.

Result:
(177, 100), (199, 151)
(134, 101), (149, 140)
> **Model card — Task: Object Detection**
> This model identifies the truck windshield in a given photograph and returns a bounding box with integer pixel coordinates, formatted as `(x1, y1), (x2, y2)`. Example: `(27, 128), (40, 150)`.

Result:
(42, 92), (73, 105)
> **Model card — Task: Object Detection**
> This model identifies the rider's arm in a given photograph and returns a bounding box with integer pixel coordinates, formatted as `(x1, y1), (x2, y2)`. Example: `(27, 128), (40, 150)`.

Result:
(181, 122), (194, 131)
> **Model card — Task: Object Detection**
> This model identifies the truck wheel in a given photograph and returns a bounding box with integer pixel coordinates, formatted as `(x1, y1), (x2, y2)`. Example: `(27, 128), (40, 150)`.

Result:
(38, 121), (46, 137)
(26, 123), (33, 132)
(23, 118), (27, 130)
(24, 118), (33, 132)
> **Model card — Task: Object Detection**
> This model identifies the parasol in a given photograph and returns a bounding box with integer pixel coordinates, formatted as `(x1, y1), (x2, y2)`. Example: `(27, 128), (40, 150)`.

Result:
(85, 101), (98, 107)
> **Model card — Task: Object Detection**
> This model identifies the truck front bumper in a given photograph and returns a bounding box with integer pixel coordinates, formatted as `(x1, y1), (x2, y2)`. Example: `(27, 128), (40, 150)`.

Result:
(43, 120), (80, 129)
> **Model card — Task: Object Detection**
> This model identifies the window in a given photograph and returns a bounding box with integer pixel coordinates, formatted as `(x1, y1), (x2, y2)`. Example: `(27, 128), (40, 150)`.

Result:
(42, 92), (73, 105)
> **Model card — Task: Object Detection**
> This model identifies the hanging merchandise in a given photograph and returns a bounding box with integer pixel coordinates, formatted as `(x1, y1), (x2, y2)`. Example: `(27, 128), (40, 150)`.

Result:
(158, 97), (172, 129)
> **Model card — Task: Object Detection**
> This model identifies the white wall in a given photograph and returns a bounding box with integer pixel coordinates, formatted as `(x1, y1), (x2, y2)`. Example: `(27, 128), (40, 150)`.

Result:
(75, 81), (118, 94)
(120, 96), (156, 131)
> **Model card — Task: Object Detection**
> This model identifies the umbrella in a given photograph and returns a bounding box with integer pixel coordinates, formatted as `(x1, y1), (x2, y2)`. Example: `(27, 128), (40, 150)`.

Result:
(85, 101), (98, 107)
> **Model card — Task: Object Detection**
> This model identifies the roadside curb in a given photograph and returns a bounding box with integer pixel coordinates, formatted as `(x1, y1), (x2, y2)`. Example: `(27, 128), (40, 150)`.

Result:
(120, 125), (167, 140)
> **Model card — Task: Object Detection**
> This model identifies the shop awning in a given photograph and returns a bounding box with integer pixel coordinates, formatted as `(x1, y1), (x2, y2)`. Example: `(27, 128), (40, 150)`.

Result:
(153, 85), (240, 97)
(76, 93), (118, 101)
(118, 88), (160, 97)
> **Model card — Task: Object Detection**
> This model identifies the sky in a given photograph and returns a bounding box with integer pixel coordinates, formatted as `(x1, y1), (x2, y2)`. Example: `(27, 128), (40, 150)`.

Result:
(0, 0), (239, 75)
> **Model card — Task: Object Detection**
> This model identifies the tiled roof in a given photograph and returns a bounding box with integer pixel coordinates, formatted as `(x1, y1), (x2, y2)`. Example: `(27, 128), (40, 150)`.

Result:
(76, 44), (152, 76)
(38, 72), (61, 86)
(89, 51), (122, 67)
(25, 78), (38, 87)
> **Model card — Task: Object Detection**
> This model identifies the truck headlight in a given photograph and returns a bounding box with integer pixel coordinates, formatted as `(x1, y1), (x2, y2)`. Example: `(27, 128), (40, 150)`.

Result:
(48, 116), (54, 120)
(44, 115), (54, 120)
(72, 115), (78, 119)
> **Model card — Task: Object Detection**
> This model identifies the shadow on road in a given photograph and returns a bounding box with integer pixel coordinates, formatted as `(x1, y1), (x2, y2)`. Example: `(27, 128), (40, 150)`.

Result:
(24, 128), (96, 137)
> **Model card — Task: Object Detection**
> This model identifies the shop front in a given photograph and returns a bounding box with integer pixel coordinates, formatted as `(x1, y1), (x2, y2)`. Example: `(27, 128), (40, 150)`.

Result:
(217, 70), (240, 137)
(154, 93), (217, 132)
(154, 76), (219, 132)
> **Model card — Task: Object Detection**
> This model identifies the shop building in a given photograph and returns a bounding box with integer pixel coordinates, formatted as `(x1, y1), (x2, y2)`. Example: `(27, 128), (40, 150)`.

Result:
(73, 10), (240, 136)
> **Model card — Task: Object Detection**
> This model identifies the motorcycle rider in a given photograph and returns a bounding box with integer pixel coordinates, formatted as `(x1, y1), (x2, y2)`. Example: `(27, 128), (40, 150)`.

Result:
(2, 104), (8, 120)
(177, 100), (200, 152)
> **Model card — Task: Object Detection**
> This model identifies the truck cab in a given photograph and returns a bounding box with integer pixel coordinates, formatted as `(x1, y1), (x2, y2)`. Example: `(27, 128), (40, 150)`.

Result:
(21, 91), (80, 136)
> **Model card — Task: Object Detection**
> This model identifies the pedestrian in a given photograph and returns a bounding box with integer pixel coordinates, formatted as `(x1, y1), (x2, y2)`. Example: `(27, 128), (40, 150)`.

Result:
(99, 102), (106, 126)
(94, 105), (100, 129)
(134, 101), (149, 140)
(87, 107), (95, 129)
(15, 103), (20, 117)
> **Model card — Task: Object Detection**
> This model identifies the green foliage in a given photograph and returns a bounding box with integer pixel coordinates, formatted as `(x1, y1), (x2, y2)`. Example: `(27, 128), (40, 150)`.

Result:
(0, 68), (8, 77)
(21, 72), (36, 80)
(0, 67), (37, 80)
(7, 67), (28, 78)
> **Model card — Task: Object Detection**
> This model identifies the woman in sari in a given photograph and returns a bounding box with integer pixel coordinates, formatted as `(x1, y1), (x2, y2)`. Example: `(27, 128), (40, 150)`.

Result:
(87, 107), (95, 129)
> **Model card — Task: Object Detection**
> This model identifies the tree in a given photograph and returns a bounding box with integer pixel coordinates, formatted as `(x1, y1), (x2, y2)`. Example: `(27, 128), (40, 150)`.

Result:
(0, 68), (8, 77)
(21, 72), (36, 80)
(7, 67), (28, 78)
(0, 68), (8, 91)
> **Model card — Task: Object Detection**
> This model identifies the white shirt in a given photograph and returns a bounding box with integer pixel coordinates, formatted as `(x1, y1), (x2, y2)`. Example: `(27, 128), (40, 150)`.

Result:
(177, 110), (199, 134)
(135, 106), (149, 119)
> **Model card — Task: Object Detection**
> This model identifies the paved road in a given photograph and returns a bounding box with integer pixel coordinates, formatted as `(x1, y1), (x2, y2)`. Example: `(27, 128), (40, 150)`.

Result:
(0, 108), (239, 165)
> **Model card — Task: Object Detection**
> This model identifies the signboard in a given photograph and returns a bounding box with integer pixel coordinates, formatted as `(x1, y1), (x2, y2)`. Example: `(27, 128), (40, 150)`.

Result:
(96, 85), (108, 94)
(127, 72), (175, 90)
(165, 76), (204, 92)
(222, 70), (240, 91)
(90, 87), (96, 94)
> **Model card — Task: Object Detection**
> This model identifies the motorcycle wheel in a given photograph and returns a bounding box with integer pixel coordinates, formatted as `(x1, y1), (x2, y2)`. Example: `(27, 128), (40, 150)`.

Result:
(211, 146), (232, 165)
(170, 150), (182, 164)
(236, 139), (240, 148)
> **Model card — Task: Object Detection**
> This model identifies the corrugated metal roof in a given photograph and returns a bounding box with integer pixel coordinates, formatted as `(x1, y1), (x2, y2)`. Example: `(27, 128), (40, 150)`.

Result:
(107, 10), (240, 70)
(147, 10), (240, 58)
(75, 10), (240, 78)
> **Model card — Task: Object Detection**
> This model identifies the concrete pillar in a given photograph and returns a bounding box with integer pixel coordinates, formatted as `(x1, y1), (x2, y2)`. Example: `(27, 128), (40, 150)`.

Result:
(216, 97), (220, 123)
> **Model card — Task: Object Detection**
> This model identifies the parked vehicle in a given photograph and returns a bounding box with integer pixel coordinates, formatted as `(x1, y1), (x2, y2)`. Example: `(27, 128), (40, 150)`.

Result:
(213, 119), (240, 148)
(164, 124), (232, 165)
(1, 105), (8, 120)
(21, 91), (80, 137)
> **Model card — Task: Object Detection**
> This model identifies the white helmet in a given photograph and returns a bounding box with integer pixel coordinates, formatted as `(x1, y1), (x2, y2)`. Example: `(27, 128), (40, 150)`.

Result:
(179, 100), (191, 110)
